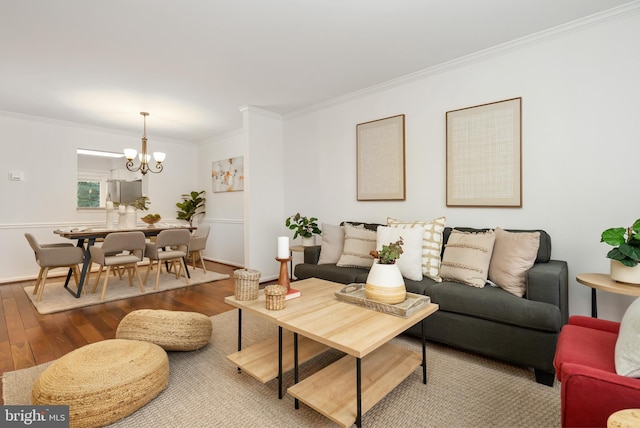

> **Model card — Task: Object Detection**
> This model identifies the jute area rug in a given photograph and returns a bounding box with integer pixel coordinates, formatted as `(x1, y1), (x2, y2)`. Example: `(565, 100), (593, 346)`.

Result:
(2, 309), (561, 427)
(22, 269), (230, 314)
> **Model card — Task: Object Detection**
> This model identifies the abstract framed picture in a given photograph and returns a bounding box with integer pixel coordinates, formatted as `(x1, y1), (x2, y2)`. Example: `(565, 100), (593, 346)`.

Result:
(356, 114), (406, 201)
(212, 156), (244, 192)
(446, 97), (522, 207)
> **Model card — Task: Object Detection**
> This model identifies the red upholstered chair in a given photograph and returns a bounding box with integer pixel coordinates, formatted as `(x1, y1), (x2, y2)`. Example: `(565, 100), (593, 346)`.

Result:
(553, 315), (640, 427)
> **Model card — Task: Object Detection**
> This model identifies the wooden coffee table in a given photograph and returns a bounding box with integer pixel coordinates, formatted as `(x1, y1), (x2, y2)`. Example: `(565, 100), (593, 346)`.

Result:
(224, 278), (439, 427)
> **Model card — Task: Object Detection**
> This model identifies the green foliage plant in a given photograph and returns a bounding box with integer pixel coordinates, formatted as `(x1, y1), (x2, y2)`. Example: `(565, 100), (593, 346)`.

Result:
(176, 190), (206, 226)
(370, 238), (404, 264)
(285, 213), (321, 239)
(601, 218), (640, 267)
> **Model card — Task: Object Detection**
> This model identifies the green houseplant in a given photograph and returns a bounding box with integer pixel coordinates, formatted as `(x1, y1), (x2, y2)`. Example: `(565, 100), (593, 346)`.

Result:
(366, 238), (406, 304)
(601, 219), (640, 267)
(176, 190), (206, 226)
(369, 238), (404, 264)
(285, 213), (321, 240)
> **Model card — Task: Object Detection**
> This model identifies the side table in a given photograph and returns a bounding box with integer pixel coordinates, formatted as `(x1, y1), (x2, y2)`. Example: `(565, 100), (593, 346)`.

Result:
(576, 273), (640, 318)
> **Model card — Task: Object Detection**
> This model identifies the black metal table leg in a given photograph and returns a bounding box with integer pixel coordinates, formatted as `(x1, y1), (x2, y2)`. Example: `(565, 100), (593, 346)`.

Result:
(356, 358), (362, 428)
(294, 332), (299, 409)
(591, 288), (598, 317)
(278, 327), (283, 399)
(65, 237), (94, 298)
(422, 318), (427, 384)
(237, 309), (242, 372)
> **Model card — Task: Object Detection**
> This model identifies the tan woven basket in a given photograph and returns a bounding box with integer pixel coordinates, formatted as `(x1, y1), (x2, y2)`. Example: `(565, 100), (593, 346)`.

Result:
(234, 269), (261, 300)
(264, 285), (287, 310)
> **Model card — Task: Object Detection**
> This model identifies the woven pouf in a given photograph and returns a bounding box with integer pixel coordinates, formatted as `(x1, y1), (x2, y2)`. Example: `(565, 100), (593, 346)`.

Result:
(31, 339), (169, 428)
(116, 309), (212, 351)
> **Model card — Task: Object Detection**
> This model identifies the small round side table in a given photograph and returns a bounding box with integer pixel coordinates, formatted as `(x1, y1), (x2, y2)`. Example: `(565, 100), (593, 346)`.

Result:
(576, 273), (640, 318)
(607, 408), (640, 428)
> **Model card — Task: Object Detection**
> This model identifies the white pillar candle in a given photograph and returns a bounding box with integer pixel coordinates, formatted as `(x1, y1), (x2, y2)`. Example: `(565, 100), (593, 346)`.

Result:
(277, 236), (290, 259)
(106, 201), (114, 210)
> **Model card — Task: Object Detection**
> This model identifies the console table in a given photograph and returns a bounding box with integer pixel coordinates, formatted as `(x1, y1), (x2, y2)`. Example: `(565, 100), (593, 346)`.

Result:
(576, 273), (640, 317)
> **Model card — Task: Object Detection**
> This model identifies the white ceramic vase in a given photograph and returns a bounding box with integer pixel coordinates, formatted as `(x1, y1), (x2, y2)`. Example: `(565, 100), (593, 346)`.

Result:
(365, 261), (406, 304)
(610, 260), (640, 285)
(302, 236), (316, 247)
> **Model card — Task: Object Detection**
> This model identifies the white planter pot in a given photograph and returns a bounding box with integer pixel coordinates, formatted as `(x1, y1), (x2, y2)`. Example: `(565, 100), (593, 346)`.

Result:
(610, 260), (640, 285)
(365, 261), (406, 304)
(302, 236), (316, 247)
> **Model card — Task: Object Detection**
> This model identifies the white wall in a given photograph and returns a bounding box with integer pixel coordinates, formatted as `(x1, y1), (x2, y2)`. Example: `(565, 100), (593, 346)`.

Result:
(197, 129), (245, 267)
(282, 10), (640, 321)
(0, 113), (198, 282)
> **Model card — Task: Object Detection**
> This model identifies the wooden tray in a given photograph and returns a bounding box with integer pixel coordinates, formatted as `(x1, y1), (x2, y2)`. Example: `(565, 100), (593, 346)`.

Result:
(335, 283), (430, 318)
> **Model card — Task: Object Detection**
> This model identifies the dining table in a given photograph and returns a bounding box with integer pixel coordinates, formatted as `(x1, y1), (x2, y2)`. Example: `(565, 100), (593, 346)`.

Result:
(54, 224), (196, 298)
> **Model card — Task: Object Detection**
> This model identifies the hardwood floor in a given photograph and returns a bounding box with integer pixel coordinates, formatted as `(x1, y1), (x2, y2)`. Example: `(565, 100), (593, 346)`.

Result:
(0, 261), (254, 404)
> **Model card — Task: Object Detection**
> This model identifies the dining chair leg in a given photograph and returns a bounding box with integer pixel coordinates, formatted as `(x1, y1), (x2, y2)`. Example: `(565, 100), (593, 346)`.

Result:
(92, 263), (104, 293)
(36, 267), (50, 302)
(143, 260), (154, 285)
(154, 259), (162, 290)
(100, 265), (112, 300)
(33, 267), (45, 295)
(133, 265), (145, 292)
(199, 251), (207, 273)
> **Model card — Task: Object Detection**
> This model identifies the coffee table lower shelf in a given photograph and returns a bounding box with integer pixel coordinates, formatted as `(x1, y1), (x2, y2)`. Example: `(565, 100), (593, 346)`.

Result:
(227, 331), (328, 383)
(288, 342), (422, 428)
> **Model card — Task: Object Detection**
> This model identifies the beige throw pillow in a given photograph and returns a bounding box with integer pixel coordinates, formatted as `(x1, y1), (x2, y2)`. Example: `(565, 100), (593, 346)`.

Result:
(317, 223), (345, 265)
(488, 228), (540, 297)
(440, 229), (495, 288)
(336, 224), (377, 268)
(615, 297), (640, 377)
(376, 226), (424, 281)
(387, 216), (446, 282)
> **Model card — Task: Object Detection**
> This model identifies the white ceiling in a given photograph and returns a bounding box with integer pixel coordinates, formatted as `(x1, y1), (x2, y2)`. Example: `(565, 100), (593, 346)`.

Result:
(0, 0), (634, 142)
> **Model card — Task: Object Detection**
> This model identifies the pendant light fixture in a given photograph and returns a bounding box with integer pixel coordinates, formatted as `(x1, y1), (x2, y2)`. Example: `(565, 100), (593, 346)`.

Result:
(124, 112), (165, 175)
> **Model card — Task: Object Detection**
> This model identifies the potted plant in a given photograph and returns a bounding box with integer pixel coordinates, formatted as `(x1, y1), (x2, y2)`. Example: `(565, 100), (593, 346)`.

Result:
(601, 218), (640, 284)
(285, 213), (322, 246)
(176, 190), (206, 227)
(365, 238), (406, 304)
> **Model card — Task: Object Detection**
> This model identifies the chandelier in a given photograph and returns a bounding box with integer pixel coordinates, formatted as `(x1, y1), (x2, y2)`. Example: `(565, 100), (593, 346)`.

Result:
(124, 112), (165, 175)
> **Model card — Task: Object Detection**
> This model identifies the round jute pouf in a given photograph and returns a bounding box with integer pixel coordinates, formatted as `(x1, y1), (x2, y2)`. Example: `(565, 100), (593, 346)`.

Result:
(31, 339), (169, 428)
(116, 309), (213, 351)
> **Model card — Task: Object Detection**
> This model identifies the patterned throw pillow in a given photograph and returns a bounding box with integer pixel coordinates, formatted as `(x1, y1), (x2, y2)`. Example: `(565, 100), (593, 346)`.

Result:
(387, 217), (446, 282)
(336, 224), (377, 268)
(488, 228), (540, 297)
(440, 229), (495, 288)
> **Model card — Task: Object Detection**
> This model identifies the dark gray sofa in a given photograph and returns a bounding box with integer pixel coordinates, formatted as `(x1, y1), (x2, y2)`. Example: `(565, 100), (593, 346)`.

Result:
(294, 224), (569, 386)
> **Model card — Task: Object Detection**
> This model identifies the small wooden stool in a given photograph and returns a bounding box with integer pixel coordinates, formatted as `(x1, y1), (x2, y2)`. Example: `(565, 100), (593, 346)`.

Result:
(116, 309), (212, 351)
(31, 339), (169, 428)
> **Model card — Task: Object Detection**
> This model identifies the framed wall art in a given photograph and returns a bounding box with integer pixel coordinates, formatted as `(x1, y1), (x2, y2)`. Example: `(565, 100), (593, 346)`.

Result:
(356, 114), (406, 201)
(212, 156), (244, 192)
(446, 97), (522, 207)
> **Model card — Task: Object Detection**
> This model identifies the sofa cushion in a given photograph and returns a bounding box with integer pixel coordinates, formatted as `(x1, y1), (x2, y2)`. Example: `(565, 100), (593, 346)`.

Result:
(318, 223), (345, 265)
(296, 263), (368, 285)
(336, 224), (377, 268)
(615, 297), (640, 377)
(376, 226), (424, 281)
(440, 229), (495, 288)
(387, 216), (446, 282)
(425, 280), (562, 332)
(554, 324), (618, 381)
(489, 228), (540, 297)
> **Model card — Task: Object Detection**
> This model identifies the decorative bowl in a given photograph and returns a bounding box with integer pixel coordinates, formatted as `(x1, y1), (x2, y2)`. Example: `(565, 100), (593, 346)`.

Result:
(141, 215), (161, 226)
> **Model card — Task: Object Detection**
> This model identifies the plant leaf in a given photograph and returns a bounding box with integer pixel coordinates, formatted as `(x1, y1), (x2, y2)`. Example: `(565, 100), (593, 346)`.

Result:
(601, 227), (626, 246)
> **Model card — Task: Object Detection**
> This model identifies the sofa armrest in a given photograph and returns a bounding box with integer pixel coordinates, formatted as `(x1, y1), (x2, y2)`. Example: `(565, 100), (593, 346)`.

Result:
(526, 260), (569, 325)
(303, 245), (322, 264)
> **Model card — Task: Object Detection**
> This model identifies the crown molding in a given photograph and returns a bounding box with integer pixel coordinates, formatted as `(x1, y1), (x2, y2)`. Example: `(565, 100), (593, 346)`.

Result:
(285, 1), (640, 120)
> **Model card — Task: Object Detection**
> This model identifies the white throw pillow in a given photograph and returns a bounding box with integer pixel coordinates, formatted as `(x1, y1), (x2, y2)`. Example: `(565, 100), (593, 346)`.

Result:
(336, 224), (377, 268)
(440, 229), (495, 288)
(615, 297), (640, 377)
(317, 223), (345, 265)
(387, 216), (446, 282)
(488, 228), (540, 297)
(376, 226), (424, 281)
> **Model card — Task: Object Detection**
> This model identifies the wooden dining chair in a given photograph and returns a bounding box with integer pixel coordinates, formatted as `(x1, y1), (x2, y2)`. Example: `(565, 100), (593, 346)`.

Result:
(144, 229), (191, 290)
(89, 231), (146, 300)
(25, 233), (85, 302)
